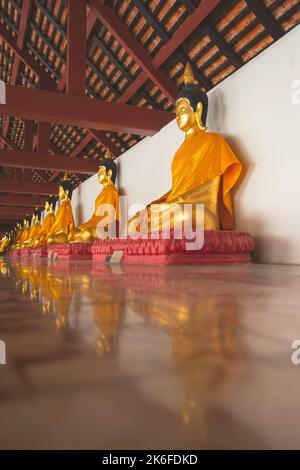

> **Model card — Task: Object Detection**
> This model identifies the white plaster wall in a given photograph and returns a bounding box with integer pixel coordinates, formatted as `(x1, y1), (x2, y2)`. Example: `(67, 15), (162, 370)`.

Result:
(72, 26), (300, 265)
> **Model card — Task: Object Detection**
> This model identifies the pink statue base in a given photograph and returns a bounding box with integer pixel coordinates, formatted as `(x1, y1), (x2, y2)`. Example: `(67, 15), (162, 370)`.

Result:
(91, 230), (255, 266)
(31, 247), (48, 258)
(9, 249), (21, 258)
(47, 243), (93, 260)
(19, 248), (32, 257)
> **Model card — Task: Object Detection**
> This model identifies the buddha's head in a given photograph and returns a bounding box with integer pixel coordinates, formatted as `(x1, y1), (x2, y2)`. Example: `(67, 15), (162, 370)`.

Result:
(58, 174), (73, 201)
(32, 209), (40, 224)
(98, 150), (117, 186)
(176, 63), (208, 134)
(23, 216), (31, 228)
(45, 195), (56, 213)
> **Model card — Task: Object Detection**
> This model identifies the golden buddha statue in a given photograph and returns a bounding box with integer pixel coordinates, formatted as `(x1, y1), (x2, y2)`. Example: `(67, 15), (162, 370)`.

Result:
(16, 217), (31, 249)
(69, 152), (119, 243)
(22, 209), (41, 248)
(32, 196), (56, 248)
(0, 232), (10, 254)
(128, 63), (242, 235)
(47, 174), (75, 245)
(10, 223), (22, 250)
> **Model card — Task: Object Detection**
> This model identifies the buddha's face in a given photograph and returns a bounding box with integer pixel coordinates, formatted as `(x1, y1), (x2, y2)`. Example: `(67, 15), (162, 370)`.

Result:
(58, 185), (68, 201)
(176, 98), (197, 132)
(98, 166), (108, 185)
(45, 201), (50, 212)
(33, 215), (39, 224)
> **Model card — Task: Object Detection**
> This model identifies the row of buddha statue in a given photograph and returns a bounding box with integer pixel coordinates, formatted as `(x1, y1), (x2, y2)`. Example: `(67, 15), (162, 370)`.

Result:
(1, 63), (242, 255)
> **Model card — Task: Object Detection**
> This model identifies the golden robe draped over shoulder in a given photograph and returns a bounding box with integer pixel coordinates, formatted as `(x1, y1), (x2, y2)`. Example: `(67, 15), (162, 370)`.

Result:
(47, 200), (74, 238)
(18, 227), (31, 246)
(163, 131), (241, 230)
(128, 131), (242, 232)
(38, 212), (56, 238)
(78, 185), (120, 231)
(25, 222), (41, 246)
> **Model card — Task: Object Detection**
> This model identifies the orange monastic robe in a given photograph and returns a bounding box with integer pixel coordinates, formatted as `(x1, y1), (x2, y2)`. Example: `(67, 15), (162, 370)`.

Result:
(18, 227), (31, 247)
(129, 131), (242, 233)
(47, 199), (74, 238)
(35, 212), (56, 247)
(78, 184), (119, 231)
(24, 222), (41, 246)
(165, 131), (241, 229)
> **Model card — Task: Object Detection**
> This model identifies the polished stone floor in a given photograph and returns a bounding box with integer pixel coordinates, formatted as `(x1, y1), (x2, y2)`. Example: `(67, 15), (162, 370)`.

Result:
(0, 257), (300, 449)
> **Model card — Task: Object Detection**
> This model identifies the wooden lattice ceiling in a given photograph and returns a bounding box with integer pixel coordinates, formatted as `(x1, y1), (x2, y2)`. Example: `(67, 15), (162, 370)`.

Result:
(0, 0), (299, 232)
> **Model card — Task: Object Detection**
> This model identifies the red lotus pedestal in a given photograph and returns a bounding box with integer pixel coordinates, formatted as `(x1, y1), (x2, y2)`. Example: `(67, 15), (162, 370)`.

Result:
(9, 249), (20, 259)
(31, 247), (48, 258)
(47, 243), (93, 260)
(20, 248), (32, 257)
(91, 230), (254, 265)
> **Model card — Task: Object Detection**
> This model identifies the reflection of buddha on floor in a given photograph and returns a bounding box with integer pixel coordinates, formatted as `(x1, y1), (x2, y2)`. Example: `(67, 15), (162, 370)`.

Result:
(70, 273), (122, 357)
(93, 285), (122, 357)
(32, 196), (56, 248)
(47, 272), (73, 331)
(47, 174), (75, 245)
(69, 153), (119, 243)
(130, 287), (239, 433)
(128, 63), (242, 235)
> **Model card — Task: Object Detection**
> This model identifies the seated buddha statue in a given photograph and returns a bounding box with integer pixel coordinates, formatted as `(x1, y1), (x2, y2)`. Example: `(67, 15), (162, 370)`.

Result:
(0, 232), (10, 254)
(16, 217), (31, 249)
(32, 196), (56, 248)
(10, 223), (21, 250)
(47, 174), (75, 245)
(69, 152), (119, 243)
(22, 209), (41, 248)
(128, 63), (242, 235)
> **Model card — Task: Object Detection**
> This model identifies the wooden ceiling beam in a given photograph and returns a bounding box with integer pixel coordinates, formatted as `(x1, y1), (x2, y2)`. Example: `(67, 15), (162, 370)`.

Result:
(1, 84), (174, 135)
(0, 133), (48, 183)
(1, 0), (33, 143)
(0, 150), (99, 174)
(0, 195), (45, 208)
(66, 0), (87, 95)
(0, 206), (35, 218)
(0, 180), (58, 195)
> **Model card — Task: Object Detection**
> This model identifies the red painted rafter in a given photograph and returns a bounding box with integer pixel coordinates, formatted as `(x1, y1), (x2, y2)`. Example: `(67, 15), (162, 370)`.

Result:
(1, 1), (33, 146)
(89, 0), (179, 103)
(1, 85), (175, 135)
(0, 134), (48, 183)
(0, 150), (99, 174)
(118, 0), (221, 104)
(0, 195), (45, 208)
(0, 14), (121, 158)
(0, 0), (221, 166)
(57, 9), (121, 157)
(36, 122), (49, 153)
(66, 0), (87, 95)
(0, 180), (58, 195)
(0, 206), (35, 218)
(58, 9), (97, 92)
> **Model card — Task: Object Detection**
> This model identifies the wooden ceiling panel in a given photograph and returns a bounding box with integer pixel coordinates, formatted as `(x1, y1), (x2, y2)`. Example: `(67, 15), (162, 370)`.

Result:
(0, 0), (299, 211)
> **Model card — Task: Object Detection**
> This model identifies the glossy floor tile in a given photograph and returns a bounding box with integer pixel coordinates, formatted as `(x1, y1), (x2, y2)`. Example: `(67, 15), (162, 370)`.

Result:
(0, 257), (300, 449)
